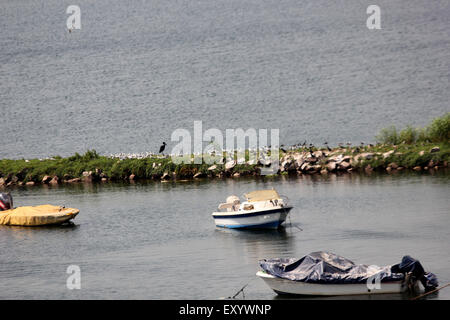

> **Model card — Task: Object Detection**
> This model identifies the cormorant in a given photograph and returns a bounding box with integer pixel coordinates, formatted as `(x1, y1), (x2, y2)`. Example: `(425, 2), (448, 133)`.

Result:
(159, 142), (167, 154)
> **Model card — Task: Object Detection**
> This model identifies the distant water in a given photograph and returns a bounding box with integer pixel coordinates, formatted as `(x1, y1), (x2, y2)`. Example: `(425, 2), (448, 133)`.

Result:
(0, 0), (449, 159)
(0, 172), (449, 299)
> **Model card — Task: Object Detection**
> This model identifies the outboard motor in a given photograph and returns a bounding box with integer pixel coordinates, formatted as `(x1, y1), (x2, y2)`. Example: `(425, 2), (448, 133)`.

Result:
(421, 272), (439, 292)
(0, 192), (13, 211)
(391, 255), (439, 292)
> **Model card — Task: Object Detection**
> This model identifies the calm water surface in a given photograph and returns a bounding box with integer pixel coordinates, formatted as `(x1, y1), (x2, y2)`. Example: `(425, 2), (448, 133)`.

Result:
(1, 0), (449, 158)
(0, 172), (449, 299)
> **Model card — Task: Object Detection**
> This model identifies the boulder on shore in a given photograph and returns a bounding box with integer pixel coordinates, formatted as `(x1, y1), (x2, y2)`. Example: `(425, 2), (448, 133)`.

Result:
(327, 161), (337, 172)
(430, 146), (440, 153)
(42, 175), (52, 184)
(361, 153), (375, 160)
(338, 161), (350, 170)
(388, 162), (398, 169)
(161, 172), (171, 180)
(49, 176), (59, 184)
(193, 172), (206, 179)
(82, 171), (94, 182)
(225, 160), (236, 171)
(382, 150), (395, 159)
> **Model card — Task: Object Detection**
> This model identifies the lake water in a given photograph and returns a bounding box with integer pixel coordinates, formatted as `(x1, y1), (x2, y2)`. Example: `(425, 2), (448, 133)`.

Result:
(1, 0), (449, 159)
(1, 171), (449, 299)
(1, 0), (449, 300)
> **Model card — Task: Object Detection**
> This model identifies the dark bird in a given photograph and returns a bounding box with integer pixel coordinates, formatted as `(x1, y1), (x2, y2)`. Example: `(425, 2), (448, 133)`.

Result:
(159, 142), (167, 154)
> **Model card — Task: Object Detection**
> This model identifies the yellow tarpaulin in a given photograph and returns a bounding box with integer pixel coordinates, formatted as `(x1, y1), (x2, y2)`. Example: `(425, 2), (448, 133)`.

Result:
(244, 189), (280, 202)
(0, 205), (79, 226)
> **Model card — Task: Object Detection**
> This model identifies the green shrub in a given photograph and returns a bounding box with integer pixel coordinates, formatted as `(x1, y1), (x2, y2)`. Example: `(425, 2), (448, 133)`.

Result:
(398, 125), (419, 144)
(376, 125), (398, 144)
(426, 113), (450, 142)
(376, 113), (450, 145)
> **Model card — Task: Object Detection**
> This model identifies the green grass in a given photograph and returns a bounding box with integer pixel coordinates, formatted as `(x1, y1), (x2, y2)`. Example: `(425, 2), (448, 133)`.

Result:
(0, 150), (257, 182)
(376, 113), (450, 145)
(354, 142), (450, 169)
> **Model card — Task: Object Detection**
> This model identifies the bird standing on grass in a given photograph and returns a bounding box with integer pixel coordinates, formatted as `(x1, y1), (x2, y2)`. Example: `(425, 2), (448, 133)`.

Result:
(159, 142), (167, 154)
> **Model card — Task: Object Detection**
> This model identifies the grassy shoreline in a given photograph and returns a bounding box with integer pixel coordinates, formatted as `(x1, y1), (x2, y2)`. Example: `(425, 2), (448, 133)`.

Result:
(0, 142), (448, 188)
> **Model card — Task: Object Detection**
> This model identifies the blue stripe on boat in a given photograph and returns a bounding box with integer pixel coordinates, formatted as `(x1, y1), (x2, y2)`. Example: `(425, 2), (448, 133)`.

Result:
(216, 220), (282, 229)
(213, 207), (292, 219)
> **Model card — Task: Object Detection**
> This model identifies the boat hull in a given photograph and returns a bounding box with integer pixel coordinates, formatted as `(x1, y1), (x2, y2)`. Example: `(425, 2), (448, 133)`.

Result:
(212, 207), (292, 229)
(256, 271), (405, 296)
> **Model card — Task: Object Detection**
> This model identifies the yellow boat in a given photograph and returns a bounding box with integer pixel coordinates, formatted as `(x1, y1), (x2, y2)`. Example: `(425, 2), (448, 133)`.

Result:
(0, 204), (79, 226)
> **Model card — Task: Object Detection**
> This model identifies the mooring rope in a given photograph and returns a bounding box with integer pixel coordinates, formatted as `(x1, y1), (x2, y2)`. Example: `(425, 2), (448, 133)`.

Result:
(410, 282), (450, 300)
(228, 278), (257, 299)
(287, 214), (302, 232)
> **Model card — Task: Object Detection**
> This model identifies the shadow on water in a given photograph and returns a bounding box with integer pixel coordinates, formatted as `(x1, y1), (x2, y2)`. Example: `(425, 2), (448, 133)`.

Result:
(0, 222), (80, 235)
(213, 226), (299, 258)
(271, 290), (440, 300)
(214, 226), (290, 239)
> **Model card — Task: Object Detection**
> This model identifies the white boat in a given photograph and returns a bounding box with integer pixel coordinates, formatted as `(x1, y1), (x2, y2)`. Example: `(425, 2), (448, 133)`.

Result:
(256, 270), (405, 296)
(212, 189), (292, 229)
(257, 251), (438, 296)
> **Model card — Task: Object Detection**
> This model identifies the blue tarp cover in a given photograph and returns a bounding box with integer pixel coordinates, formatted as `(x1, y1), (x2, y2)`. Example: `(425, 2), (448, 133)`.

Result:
(259, 251), (407, 284)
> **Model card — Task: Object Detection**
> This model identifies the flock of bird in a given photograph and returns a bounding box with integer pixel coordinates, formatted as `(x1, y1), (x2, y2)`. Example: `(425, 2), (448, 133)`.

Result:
(108, 141), (374, 160)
